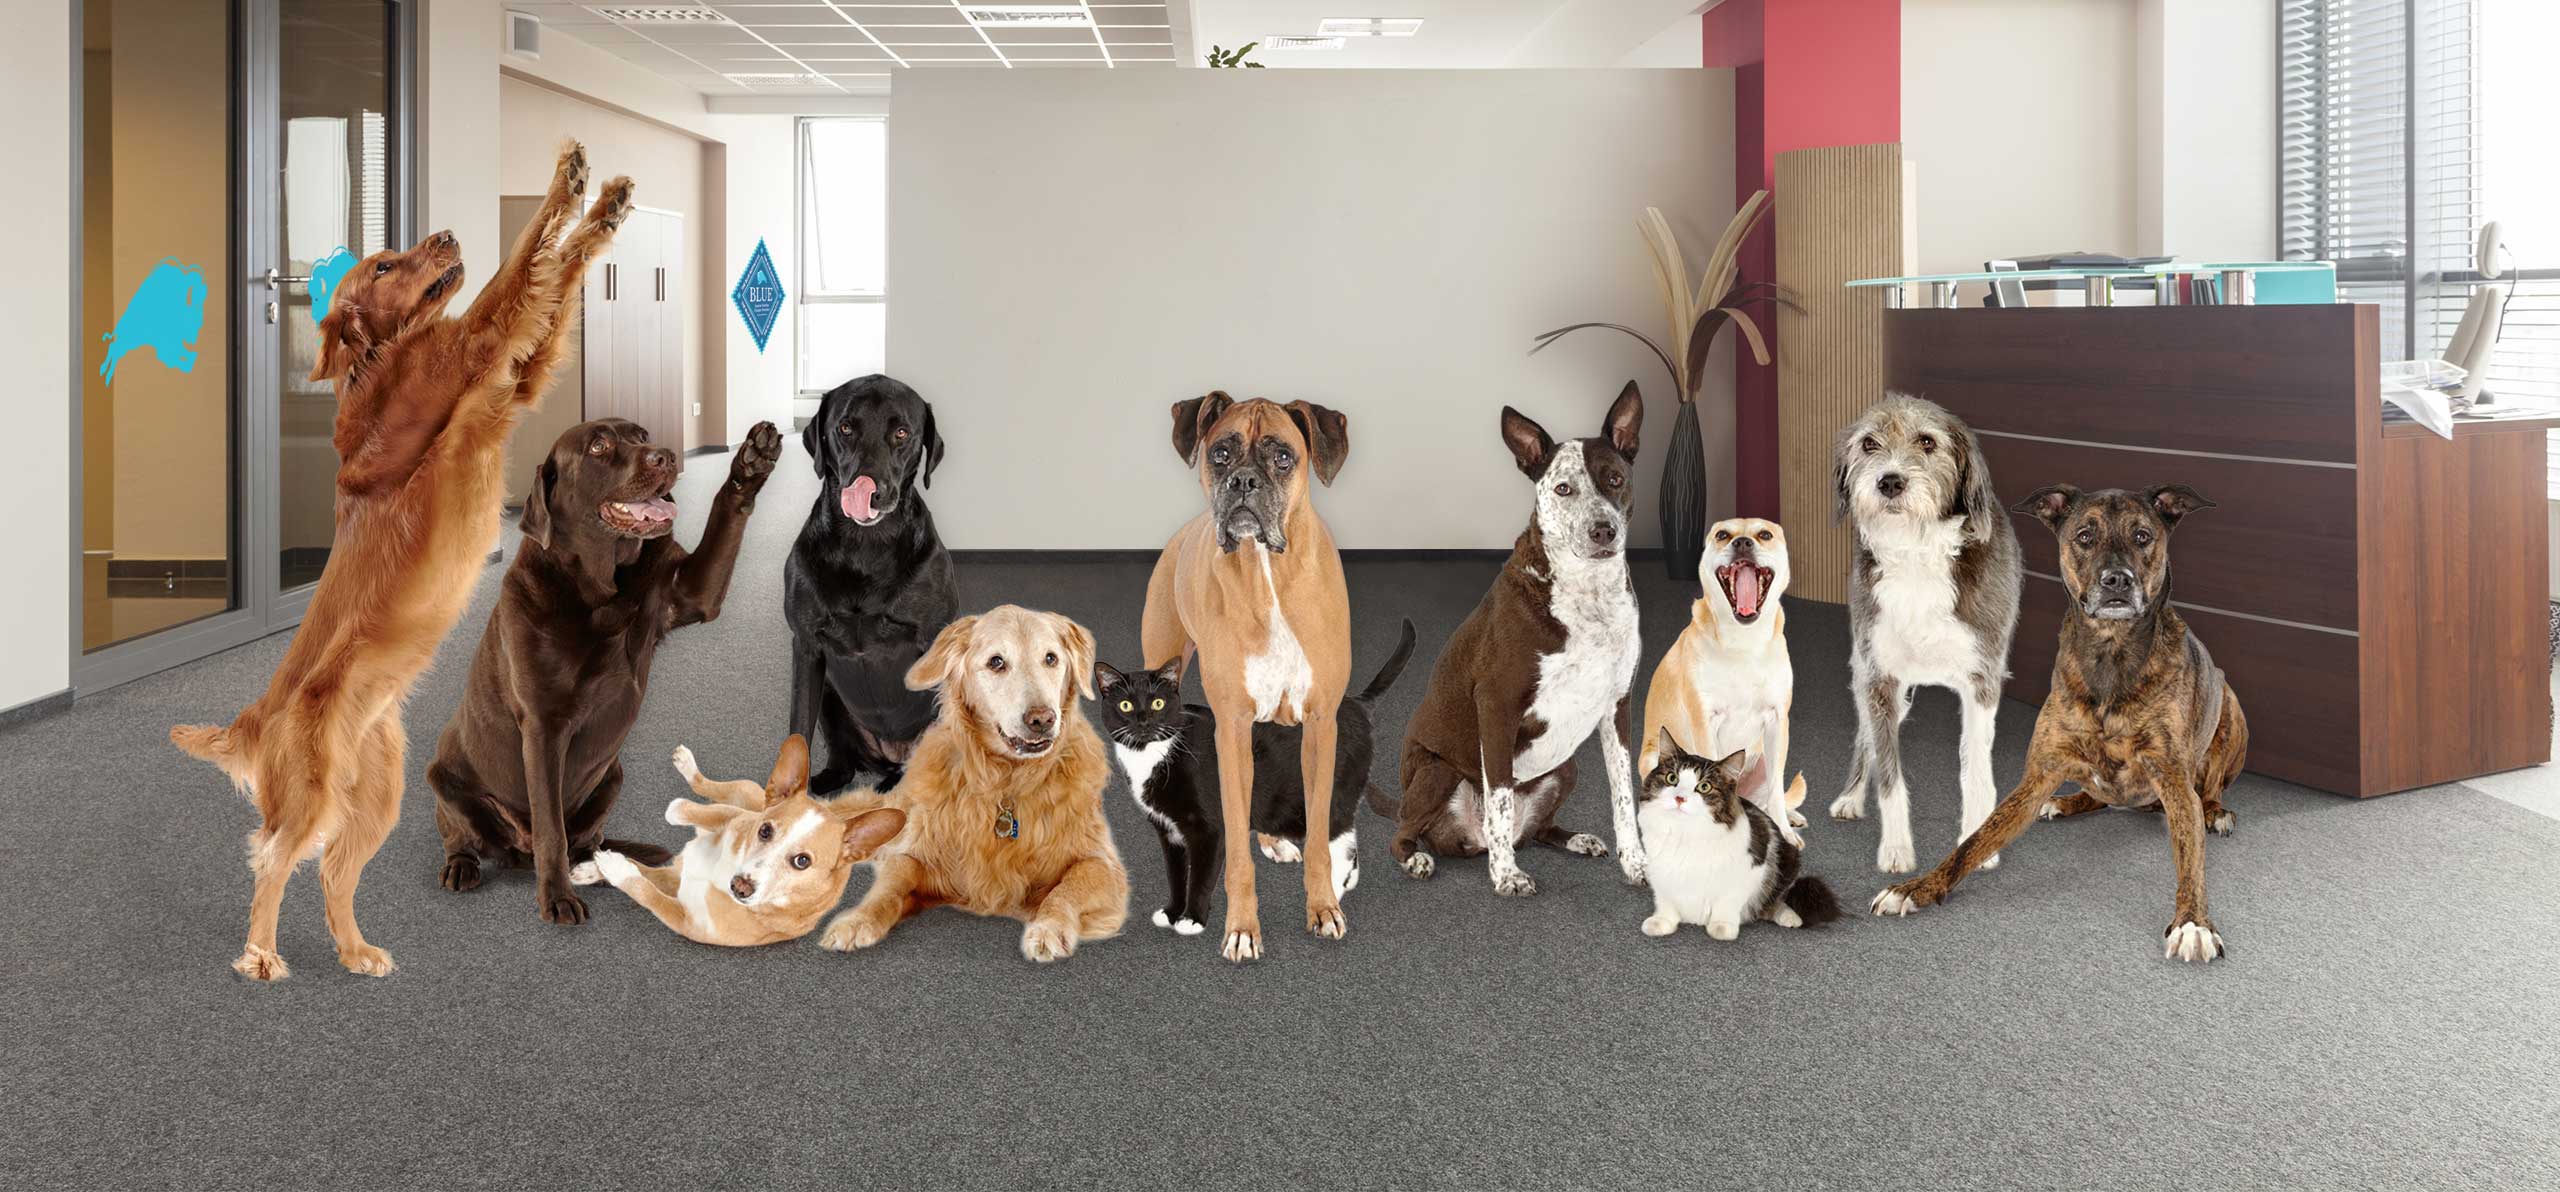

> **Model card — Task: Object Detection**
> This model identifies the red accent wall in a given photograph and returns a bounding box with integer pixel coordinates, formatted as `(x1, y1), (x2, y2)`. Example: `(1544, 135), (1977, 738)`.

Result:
(1704, 0), (1899, 519)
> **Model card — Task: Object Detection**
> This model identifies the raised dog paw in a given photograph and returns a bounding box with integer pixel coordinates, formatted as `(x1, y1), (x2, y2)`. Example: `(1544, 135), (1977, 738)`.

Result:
(232, 945), (290, 983)
(729, 422), (783, 496)
(1306, 902), (1347, 940)
(1221, 924), (1264, 963)
(664, 798), (694, 826)
(1492, 870), (1538, 897)
(590, 849), (639, 887)
(1021, 921), (1077, 964)
(1876, 840), (1917, 873)
(1400, 852), (1436, 879)
(567, 860), (603, 887)
(2163, 918), (2226, 964)
(1563, 833), (1610, 857)
(1829, 793), (1867, 821)
(1870, 883), (1930, 917)
(1640, 912), (1680, 937)
(337, 943), (397, 977)
(439, 853), (483, 893)
(671, 744), (701, 781)
(1258, 835), (1302, 864)
(553, 140), (589, 197)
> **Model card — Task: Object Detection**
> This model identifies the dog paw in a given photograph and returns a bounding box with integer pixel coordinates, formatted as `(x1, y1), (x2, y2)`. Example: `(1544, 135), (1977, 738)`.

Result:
(1876, 840), (1916, 873)
(538, 887), (590, 926)
(1829, 793), (1867, 821)
(818, 913), (890, 952)
(567, 860), (603, 887)
(1259, 835), (1302, 864)
(1400, 852), (1436, 879)
(337, 943), (397, 977)
(730, 422), (782, 495)
(1306, 901), (1347, 940)
(590, 849), (639, 887)
(664, 798), (695, 827)
(1870, 882), (1931, 917)
(1640, 912), (1680, 937)
(1221, 922), (1264, 963)
(1563, 833), (1610, 857)
(1021, 921), (1077, 964)
(1492, 869), (1538, 897)
(1779, 825), (1806, 850)
(590, 177), (635, 230)
(1789, 809), (1808, 829)
(439, 853), (483, 893)
(1978, 851), (2001, 871)
(232, 945), (290, 983)
(1706, 917), (1741, 941)
(672, 744), (701, 782)
(1618, 850), (1649, 887)
(2164, 918), (2226, 964)
(2207, 808), (2236, 836)
(554, 140), (589, 197)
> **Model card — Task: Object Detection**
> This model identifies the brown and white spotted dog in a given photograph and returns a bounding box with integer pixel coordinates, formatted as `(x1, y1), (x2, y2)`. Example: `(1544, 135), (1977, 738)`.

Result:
(1870, 483), (2249, 964)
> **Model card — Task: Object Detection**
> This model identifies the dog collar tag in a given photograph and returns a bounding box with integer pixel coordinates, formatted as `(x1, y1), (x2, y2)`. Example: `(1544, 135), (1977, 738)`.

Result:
(994, 803), (1020, 840)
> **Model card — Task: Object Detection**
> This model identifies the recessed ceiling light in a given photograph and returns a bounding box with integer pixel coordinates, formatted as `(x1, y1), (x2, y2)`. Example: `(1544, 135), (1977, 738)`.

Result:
(587, 4), (731, 23)
(724, 72), (829, 87)
(1266, 35), (1346, 50)
(1317, 17), (1424, 38)
(961, 4), (1095, 26)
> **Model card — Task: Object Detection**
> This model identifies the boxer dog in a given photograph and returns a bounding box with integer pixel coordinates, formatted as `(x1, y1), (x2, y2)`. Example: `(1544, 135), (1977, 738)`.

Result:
(1871, 483), (2247, 964)
(1140, 391), (1352, 963)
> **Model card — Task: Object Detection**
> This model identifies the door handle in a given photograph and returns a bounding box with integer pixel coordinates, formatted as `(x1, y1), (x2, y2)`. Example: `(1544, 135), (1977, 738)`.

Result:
(264, 268), (315, 289)
(605, 263), (617, 301)
(655, 266), (665, 302)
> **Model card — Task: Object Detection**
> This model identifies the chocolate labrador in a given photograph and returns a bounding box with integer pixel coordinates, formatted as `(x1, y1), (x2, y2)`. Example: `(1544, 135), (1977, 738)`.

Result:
(428, 416), (783, 924)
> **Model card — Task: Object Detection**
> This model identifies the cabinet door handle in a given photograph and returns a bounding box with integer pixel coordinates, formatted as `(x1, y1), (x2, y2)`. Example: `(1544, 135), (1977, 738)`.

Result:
(655, 266), (665, 302)
(605, 263), (617, 301)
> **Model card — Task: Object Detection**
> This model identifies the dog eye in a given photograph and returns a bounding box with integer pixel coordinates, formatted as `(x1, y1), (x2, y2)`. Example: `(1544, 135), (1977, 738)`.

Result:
(2133, 529), (2155, 547)
(1210, 446), (1231, 466)
(373, 261), (392, 276)
(1756, 530), (1772, 542)
(892, 425), (909, 442)
(587, 436), (610, 456)
(1273, 452), (1294, 472)
(1861, 437), (1881, 455)
(1916, 435), (1937, 453)
(790, 853), (812, 871)
(1554, 482), (1574, 497)
(987, 655), (1007, 672)
(1715, 529), (1731, 541)
(1043, 651), (1059, 667)
(1151, 698), (1166, 711)
(837, 422), (852, 437)
(1119, 700), (1133, 712)
(757, 823), (774, 841)
(2075, 528), (2098, 547)
(1606, 472), (1624, 489)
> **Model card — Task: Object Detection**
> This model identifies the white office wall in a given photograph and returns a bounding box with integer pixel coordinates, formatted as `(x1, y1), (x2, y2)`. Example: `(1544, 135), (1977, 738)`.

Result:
(2147, 0), (2280, 259)
(887, 69), (1735, 551)
(2, 4), (72, 711)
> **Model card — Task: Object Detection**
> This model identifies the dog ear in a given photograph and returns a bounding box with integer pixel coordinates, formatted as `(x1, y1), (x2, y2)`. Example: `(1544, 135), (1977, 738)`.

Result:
(1499, 407), (1554, 478)
(905, 615), (980, 692)
(835, 806), (908, 864)
(2012, 484), (2081, 531)
(1054, 615), (1099, 701)
(1830, 419), (1862, 525)
(1714, 749), (1751, 779)
(1601, 380), (1643, 459)
(919, 399), (945, 490)
(517, 456), (558, 552)
(2147, 484), (2217, 528)
(1950, 423), (2001, 542)
(308, 304), (371, 383)
(1170, 391), (1234, 467)
(767, 734), (811, 800)
(1284, 400), (1351, 486)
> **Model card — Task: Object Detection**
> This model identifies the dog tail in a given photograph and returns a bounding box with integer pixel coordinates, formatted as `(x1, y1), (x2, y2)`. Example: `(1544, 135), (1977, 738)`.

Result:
(1364, 782), (1401, 819)
(1784, 772), (1807, 810)
(171, 720), (256, 800)
(1353, 619), (1419, 705)
(1782, 874), (1843, 928)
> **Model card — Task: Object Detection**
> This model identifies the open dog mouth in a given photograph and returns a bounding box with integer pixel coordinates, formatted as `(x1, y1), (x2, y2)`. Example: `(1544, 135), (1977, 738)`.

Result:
(599, 494), (677, 537)
(1716, 562), (1776, 622)
(422, 263), (463, 302)
(1001, 730), (1055, 757)
(839, 474), (893, 526)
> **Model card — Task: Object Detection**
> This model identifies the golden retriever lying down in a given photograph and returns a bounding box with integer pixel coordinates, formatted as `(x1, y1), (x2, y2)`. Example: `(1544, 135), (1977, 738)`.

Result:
(578, 735), (905, 947)
(819, 606), (1130, 963)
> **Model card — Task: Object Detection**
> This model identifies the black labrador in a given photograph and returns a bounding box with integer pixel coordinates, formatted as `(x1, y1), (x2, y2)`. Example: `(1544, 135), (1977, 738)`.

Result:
(786, 374), (957, 794)
(428, 417), (783, 924)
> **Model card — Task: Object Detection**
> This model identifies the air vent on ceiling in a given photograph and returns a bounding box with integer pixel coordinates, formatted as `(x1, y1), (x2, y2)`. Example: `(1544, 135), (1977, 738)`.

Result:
(587, 5), (733, 24)
(1317, 17), (1424, 38)
(1266, 35), (1346, 50)
(961, 5), (1095, 27)
(505, 10), (541, 59)
(725, 72), (830, 88)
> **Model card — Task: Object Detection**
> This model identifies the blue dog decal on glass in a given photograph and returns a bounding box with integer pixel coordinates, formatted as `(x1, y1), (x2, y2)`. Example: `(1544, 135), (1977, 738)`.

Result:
(307, 246), (356, 317)
(99, 258), (210, 384)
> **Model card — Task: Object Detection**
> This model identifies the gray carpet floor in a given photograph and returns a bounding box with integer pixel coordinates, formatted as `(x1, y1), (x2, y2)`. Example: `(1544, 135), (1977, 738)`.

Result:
(7, 442), (2560, 1190)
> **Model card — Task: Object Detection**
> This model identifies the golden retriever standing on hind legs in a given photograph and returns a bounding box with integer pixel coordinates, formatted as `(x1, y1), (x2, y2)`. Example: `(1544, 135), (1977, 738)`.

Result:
(171, 141), (633, 982)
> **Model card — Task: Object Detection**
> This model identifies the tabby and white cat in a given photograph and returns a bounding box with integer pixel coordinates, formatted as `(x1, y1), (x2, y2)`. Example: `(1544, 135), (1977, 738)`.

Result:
(1637, 729), (1840, 940)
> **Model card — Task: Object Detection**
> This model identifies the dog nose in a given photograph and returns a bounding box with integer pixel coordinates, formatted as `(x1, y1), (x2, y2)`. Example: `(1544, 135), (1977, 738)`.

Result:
(2098, 568), (2135, 593)
(647, 446), (676, 471)
(428, 229), (455, 248)
(1588, 522), (1617, 546)
(1731, 537), (1755, 559)
(729, 874), (757, 900)
(1877, 473), (1906, 498)
(1228, 471), (1260, 494)
(1021, 706), (1057, 738)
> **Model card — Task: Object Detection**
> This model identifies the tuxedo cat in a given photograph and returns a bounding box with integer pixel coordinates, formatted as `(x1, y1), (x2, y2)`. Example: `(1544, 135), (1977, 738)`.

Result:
(1637, 729), (1840, 940)
(1097, 621), (1415, 936)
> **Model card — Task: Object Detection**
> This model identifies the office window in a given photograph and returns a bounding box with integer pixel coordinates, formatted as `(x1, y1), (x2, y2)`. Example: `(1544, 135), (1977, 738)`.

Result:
(2283, 0), (2560, 495)
(798, 117), (886, 396)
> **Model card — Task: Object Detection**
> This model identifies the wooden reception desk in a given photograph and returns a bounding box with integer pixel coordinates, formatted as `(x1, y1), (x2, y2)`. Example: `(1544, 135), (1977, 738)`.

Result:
(1884, 303), (2555, 797)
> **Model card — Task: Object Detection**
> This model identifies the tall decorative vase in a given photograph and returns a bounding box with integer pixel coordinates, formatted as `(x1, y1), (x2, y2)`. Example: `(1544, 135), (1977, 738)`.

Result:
(1658, 401), (1707, 579)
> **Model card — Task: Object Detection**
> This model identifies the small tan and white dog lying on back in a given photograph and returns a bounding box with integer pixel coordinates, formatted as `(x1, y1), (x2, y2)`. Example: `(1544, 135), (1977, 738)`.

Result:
(576, 735), (905, 947)
(1641, 518), (1807, 845)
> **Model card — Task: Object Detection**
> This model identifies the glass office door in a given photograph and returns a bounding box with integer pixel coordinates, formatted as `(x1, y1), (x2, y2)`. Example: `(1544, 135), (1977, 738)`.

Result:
(74, 0), (412, 690)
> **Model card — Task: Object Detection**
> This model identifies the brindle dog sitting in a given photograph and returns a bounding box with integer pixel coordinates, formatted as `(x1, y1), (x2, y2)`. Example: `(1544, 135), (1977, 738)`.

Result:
(1869, 483), (2247, 964)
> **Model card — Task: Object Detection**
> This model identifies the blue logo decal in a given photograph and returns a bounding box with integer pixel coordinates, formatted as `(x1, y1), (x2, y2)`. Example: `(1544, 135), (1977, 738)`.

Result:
(308, 246), (357, 316)
(731, 238), (785, 354)
(99, 258), (210, 384)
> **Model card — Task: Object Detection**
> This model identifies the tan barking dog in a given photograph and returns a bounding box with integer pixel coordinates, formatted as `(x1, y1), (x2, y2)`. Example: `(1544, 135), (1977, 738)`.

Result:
(579, 737), (906, 948)
(171, 142), (630, 982)
(1641, 518), (1807, 838)
(818, 606), (1130, 963)
(1140, 392), (1354, 963)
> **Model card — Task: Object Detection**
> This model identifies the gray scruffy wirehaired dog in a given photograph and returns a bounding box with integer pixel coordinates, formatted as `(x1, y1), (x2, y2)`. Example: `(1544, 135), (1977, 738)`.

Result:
(1829, 393), (2022, 873)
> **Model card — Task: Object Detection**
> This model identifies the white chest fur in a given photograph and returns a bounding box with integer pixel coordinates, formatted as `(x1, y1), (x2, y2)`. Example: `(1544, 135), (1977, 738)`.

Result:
(1514, 555), (1640, 778)
(1113, 738), (1184, 842)
(1241, 543), (1315, 722)
(676, 834), (727, 930)
(1687, 623), (1792, 757)
(1863, 517), (1976, 685)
